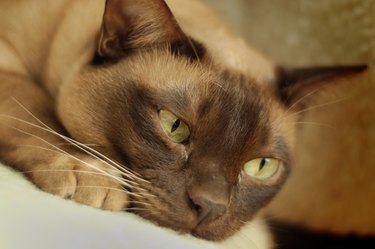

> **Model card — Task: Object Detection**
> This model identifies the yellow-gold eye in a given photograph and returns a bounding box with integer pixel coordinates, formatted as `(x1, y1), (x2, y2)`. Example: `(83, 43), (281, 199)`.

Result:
(159, 110), (190, 143)
(244, 158), (280, 180)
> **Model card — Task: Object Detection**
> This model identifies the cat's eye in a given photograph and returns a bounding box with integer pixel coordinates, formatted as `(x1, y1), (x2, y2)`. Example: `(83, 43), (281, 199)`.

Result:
(244, 158), (280, 180)
(159, 110), (190, 143)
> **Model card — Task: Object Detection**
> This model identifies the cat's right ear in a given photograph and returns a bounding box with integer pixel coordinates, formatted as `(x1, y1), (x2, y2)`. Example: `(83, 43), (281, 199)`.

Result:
(96, 0), (202, 61)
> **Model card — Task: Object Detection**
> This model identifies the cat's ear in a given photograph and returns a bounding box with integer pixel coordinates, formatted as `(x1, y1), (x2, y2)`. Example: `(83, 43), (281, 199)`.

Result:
(97, 0), (202, 60)
(275, 65), (367, 106)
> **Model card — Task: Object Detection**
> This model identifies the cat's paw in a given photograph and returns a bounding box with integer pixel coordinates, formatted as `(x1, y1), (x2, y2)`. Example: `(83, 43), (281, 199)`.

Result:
(29, 155), (128, 211)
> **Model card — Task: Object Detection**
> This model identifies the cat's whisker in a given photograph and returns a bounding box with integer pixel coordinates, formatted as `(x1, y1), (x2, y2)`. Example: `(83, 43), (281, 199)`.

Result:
(41, 185), (144, 198)
(1, 110), (148, 184)
(122, 207), (147, 212)
(273, 96), (349, 127)
(123, 191), (155, 200)
(284, 86), (324, 115)
(15, 144), (141, 190)
(131, 189), (157, 199)
(15, 168), (134, 182)
(24, 152), (154, 197)
(290, 121), (334, 129)
(124, 207), (149, 212)
(125, 181), (156, 199)
(55, 142), (100, 147)
(72, 185), (131, 194)
(129, 200), (153, 207)
(11, 97), (133, 169)
(4, 125), (137, 189)
(16, 144), (140, 187)
(6, 99), (146, 181)
(288, 97), (349, 118)
(238, 219), (247, 224)
(12, 168), (153, 196)
(65, 137), (148, 182)
(127, 208), (156, 219)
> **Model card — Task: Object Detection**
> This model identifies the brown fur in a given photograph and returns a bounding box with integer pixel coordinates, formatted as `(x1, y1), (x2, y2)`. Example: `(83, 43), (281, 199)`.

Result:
(206, 0), (374, 236)
(0, 0), (366, 241)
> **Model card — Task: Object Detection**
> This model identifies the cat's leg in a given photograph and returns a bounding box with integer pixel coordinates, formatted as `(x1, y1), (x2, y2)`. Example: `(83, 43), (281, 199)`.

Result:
(0, 71), (128, 211)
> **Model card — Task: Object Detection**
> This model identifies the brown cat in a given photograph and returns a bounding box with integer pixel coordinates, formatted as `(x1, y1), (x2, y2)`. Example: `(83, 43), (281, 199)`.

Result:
(0, 0), (365, 241)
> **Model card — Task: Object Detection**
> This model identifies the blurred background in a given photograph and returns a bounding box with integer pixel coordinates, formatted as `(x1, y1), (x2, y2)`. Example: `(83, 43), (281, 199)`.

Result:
(205, 0), (375, 237)
(205, 0), (373, 66)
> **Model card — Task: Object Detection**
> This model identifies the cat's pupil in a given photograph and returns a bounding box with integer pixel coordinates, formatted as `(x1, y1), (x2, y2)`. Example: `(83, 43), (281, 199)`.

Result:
(259, 158), (267, 170)
(171, 119), (180, 132)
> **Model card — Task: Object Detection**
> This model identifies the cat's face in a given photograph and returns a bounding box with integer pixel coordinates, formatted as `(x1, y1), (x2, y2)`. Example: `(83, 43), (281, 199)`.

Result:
(58, 49), (294, 239)
(57, 0), (366, 241)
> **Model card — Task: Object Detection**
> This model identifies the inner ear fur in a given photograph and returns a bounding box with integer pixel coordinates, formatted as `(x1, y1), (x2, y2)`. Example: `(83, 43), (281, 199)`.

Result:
(275, 64), (367, 107)
(97, 0), (203, 61)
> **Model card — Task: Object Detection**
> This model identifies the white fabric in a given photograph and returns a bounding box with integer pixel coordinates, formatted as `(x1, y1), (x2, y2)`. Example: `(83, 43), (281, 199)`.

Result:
(0, 163), (272, 249)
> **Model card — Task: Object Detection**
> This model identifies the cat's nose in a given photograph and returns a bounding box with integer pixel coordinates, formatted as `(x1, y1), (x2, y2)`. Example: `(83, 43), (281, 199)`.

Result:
(187, 159), (230, 224)
(191, 195), (227, 224)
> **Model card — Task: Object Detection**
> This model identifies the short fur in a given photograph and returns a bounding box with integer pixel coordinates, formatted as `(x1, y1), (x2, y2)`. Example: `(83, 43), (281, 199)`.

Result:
(0, 0), (365, 241)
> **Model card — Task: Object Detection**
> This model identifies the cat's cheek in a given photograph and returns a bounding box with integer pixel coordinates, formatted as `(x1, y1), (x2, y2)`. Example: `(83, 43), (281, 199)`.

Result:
(56, 76), (110, 147)
(158, 140), (190, 169)
(172, 144), (189, 164)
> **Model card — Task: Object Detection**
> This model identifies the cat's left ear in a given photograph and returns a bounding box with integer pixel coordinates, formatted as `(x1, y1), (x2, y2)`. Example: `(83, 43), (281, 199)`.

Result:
(97, 0), (202, 61)
(275, 65), (367, 106)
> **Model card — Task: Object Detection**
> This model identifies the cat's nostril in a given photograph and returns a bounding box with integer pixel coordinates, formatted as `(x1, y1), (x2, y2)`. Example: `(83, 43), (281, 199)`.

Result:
(194, 204), (203, 215)
(191, 197), (227, 224)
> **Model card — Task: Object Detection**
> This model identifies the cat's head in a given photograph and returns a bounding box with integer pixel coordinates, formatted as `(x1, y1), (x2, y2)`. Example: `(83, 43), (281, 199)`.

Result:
(57, 0), (366, 241)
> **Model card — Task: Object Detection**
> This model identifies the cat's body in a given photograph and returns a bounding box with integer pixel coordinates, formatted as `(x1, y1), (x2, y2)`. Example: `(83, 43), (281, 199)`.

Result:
(0, 0), (365, 243)
(0, 0), (274, 93)
(0, 0), (293, 241)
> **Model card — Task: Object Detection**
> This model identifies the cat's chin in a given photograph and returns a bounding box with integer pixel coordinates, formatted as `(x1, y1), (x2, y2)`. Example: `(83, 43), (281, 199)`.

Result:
(147, 211), (242, 241)
(133, 208), (239, 241)
(133, 209), (197, 234)
(192, 218), (242, 241)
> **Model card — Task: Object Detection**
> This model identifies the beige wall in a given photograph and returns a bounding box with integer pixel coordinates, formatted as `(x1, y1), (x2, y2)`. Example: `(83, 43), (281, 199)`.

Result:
(206, 0), (374, 65)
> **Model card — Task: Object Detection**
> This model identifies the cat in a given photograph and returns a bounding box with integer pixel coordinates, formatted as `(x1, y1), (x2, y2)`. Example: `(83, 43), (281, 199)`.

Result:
(0, 0), (366, 241)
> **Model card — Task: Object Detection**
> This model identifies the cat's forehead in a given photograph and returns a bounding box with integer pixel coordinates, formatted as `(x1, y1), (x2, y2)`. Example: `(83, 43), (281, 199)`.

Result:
(129, 53), (282, 152)
(119, 50), (274, 109)
(117, 50), (270, 104)
(107, 50), (291, 153)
